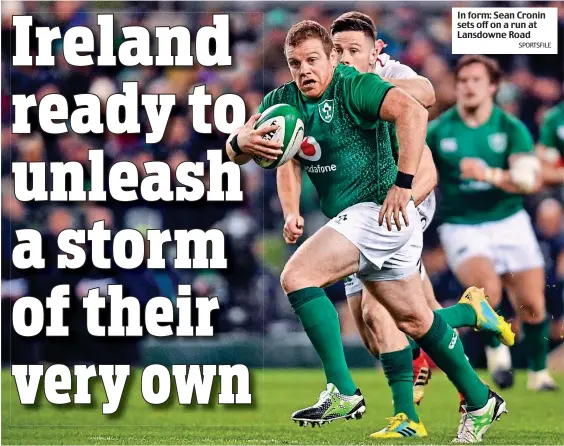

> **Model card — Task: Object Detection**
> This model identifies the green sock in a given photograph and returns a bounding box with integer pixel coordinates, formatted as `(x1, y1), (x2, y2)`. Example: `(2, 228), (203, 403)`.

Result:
(435, 304), (477, 329)
(380, 347), (420, 422)
(522, 319), (549, 372)
(288, 287), (357, 395)
(416, 313), (489, 411)
(407, 337), (421, 359)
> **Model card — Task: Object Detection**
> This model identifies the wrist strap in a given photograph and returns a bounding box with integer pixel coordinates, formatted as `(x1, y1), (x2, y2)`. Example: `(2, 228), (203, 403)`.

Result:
(395, 171), (414, 189)
(231, 134), (243, 156)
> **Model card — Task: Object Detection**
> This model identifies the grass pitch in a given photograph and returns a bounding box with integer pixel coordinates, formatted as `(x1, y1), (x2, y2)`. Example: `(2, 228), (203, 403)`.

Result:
(2, 368), (563, 445)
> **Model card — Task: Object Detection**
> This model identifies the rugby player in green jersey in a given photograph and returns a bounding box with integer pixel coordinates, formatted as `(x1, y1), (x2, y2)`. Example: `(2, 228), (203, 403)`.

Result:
(226, 22), (507, 442)
(427, 55), (558, 392)
(536, 101), (564, 185)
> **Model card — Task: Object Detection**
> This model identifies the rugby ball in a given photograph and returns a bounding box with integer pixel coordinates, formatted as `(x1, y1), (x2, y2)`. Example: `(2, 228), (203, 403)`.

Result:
(253, 104), (304, 169)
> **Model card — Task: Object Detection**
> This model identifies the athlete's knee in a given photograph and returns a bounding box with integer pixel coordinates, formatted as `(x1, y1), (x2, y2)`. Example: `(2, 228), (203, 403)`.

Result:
(280, 262), (327, 294)
(481, 280), (503, 307)
(518, 293), (547, 323)
(280, 263), (299, 294)
(395, 307), (434, 339)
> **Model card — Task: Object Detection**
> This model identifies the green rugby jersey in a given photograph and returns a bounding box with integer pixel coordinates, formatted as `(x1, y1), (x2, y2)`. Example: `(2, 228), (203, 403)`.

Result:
(426, 105), (534, 224)
(258, 64), (397, 219)
(539, 101), (564, 157)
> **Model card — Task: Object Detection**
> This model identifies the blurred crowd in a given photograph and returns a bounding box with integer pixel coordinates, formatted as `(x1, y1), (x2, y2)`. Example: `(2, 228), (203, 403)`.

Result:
(1, 1), (563, 366)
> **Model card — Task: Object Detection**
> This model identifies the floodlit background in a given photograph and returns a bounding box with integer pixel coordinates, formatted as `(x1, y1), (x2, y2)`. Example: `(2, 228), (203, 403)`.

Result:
(1, 0), (563, 371)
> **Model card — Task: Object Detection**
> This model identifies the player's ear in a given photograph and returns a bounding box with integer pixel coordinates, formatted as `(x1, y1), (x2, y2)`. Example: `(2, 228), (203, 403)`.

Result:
(369, 45), (378, 67)
(330, 47), (338, 67)
(375, 39), (386, 53)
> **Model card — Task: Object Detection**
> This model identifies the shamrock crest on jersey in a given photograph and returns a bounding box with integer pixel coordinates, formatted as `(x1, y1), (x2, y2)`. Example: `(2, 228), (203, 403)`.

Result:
(488, 132), (508, 153)
(319, 99), (335, 123)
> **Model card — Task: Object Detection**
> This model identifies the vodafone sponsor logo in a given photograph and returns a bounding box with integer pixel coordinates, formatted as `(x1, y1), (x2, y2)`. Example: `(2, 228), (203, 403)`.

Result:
(299, 136), (337, 173)
(304, 164), (337, 173)
(299, 136), (322, 161)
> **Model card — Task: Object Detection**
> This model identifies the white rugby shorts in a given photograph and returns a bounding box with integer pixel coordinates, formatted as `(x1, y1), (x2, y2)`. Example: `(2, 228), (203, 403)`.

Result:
(327, 201), (423, 285)
(343, 192), (435, 298)
(438, 209), (544, 275)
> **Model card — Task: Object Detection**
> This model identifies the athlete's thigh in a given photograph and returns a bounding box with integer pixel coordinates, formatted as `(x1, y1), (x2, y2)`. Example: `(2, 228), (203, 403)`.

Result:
(502, 267), (546, 322)
(282, 225), (359, 290)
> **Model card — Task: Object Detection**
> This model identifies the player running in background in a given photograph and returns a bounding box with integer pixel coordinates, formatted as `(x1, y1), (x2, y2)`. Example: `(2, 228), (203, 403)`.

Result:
(427, 54), (558, 392)
(325, 12), (512, 437)
(536, 101), (564, 186)
(227, 21), (507, 443)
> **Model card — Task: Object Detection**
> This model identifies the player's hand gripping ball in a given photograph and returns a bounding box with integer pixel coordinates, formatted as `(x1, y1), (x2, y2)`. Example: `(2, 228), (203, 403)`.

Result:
(253, 104), (305, 169)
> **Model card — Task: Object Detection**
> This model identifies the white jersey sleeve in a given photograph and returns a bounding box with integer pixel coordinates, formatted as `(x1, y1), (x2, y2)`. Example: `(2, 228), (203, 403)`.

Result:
(374, 53), (419, 79)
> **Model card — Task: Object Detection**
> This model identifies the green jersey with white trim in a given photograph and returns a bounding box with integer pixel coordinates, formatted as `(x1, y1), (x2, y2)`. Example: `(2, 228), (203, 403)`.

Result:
(427, 105), (534, 224)
(258, 64), (397, 219)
